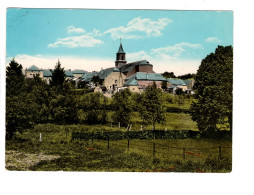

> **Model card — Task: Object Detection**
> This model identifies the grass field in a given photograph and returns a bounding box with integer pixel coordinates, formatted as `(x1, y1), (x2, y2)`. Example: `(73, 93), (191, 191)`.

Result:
(6, 116), (231, 172)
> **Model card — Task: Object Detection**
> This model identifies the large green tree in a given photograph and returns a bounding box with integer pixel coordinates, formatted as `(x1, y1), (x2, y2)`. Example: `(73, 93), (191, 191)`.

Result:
(50, 60), (66, 88)
(6, 58), (24, 97)
(111, 89), (133, 126)
(137, 82), (166, 130)
(190, 45), (233, 133)
(6, 59), (35, 139)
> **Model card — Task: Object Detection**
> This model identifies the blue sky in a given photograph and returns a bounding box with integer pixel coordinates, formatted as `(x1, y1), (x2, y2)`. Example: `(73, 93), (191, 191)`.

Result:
(6, 9), (233, 75)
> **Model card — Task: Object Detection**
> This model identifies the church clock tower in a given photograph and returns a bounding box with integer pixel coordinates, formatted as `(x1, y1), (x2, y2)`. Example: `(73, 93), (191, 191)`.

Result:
(115, 40), (127, 69)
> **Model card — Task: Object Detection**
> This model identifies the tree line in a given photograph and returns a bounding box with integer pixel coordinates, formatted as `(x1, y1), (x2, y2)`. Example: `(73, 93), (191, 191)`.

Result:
(6, 59), (167, 139)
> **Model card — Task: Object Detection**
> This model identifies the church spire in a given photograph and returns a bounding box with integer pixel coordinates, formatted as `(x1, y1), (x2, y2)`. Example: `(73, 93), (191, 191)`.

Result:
(115, 39), (127, 68)
(117, 38), (125, 54)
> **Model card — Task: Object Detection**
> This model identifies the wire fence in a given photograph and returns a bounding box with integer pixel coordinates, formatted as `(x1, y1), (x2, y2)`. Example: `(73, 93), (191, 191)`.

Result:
(85, 138), (232, 162)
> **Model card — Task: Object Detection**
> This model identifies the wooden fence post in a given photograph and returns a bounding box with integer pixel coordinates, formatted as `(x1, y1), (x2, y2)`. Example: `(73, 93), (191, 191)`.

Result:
(153, 143), (156, 158)
(128, 139), (130, 151)
(219, 146), (222, 160)
(183, 148), (185, 161)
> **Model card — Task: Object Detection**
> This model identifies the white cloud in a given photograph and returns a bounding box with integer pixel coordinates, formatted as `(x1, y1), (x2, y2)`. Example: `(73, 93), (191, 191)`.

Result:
(127, 51), (152, 62)
(105, 17), (172, 40)
(48, 35), (103, 48)
(66, 25), (85, 34)
(151, 42), (203, 59)
(205, 37), (222, 43)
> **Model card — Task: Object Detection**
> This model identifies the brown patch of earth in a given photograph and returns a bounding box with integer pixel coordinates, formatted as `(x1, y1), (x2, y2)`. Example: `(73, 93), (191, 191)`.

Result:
(5, 150), (60, 171)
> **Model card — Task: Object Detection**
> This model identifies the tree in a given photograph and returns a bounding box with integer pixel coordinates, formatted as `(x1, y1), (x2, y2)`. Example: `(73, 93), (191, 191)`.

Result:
(161, 80), (168, 90)
(162, 71), (176, 78)
(6, 58), (24, 97)
(178, 73), (196, 80)
(190, 45), (233, 133)
(50, 60), (66, 88)
(111, 89), (133, 126)
(175, 88), (183, 95)
(22, 75), (53, 123)
(6, 59), (35, 139)
(138, 82), (166, 130)
(91, 75), (103, 86)
(50, 82), (79, 124)
(81, 92), (107, 124)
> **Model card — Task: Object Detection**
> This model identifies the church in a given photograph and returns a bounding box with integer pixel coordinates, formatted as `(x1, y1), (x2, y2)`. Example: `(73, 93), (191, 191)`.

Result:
(95, 42), (166, 93)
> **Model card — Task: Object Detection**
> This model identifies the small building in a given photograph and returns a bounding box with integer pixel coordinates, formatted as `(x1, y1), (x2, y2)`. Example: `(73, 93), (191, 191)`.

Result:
(124, 72), (166, 93)
(25, 65), (43, 78)
(183, 79), (195, 90)
(166, 78), (188, 94)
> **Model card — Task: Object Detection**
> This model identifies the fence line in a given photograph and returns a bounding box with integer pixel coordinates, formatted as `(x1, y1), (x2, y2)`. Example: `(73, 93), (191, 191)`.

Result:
(86, 138), (231, 161)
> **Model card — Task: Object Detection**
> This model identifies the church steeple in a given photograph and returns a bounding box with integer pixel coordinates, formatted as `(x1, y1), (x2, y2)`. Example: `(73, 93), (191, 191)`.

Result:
(115, 39), (127, 68)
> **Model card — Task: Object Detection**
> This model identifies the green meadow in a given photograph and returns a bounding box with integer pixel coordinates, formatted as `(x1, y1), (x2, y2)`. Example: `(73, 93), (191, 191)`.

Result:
(6, 112), (231, 172)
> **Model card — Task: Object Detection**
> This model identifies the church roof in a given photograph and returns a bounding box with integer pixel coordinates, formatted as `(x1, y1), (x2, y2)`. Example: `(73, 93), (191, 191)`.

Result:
(117, 43), (125, 54)
(120, 60), (152, 72)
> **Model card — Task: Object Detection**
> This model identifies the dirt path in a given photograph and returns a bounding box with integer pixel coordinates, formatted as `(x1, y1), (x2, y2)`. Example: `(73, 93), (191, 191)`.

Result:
(5, 150), (60, 171)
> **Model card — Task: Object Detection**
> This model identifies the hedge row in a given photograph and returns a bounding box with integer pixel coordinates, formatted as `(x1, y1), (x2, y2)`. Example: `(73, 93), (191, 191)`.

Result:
(165, 107), (190, 113)
(71, 130), (200, 140)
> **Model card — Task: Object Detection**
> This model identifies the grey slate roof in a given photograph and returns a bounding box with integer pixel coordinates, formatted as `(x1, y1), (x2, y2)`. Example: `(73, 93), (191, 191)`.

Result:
(124, 78), (139, 86)
(27, 65), (41, 71)
(98, 67), (118, 79)
(81, 72), (98, 82)
(167, 78), (187, 86)
(43, 69), (52, 77)
(182, 79), (192, 85)
(72, 69), (87, 74)
(65, 70), (74, 78)
(120, 60), (152, 73)
(124, 72), (166, 86)
(131, 72), (166, 81)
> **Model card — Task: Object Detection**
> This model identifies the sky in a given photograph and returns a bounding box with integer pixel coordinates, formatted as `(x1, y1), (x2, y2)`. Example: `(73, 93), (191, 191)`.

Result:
(6, 9), (233, 75)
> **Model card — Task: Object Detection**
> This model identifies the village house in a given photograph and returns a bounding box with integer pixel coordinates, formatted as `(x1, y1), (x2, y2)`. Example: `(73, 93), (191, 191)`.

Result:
(124, 72), (166, 93)
(25, 65), (43, 78)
